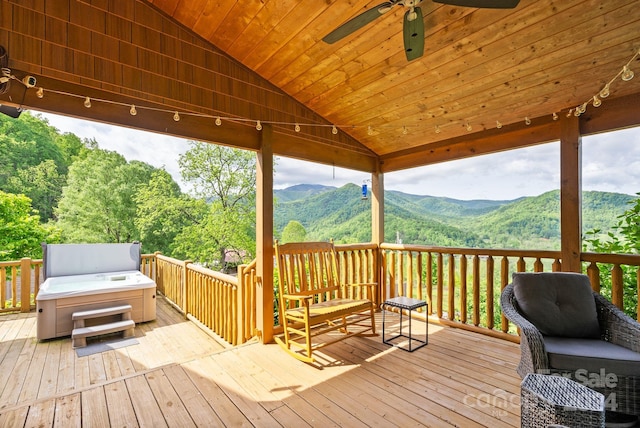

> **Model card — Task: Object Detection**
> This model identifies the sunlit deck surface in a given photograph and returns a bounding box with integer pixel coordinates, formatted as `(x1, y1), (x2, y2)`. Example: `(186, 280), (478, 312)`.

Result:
(0, 296), (521, 427)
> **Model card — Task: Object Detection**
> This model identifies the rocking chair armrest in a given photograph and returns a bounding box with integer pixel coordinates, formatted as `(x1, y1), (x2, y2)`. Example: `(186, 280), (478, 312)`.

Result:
(281, 294), (313, 302)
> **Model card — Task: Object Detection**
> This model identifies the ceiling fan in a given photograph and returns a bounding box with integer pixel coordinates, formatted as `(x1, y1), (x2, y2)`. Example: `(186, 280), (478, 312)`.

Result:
(322, 0), (520, 61)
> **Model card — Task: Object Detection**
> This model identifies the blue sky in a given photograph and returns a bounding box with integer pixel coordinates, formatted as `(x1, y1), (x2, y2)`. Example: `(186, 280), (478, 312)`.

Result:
(40, 112), (640, 200)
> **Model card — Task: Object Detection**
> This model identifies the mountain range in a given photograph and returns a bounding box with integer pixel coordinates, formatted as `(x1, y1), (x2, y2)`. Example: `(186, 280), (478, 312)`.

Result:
(274, 184), (635, 250)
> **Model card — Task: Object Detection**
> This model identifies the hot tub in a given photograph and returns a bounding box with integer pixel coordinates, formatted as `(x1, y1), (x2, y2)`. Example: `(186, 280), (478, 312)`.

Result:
(37, 270), (156, 340)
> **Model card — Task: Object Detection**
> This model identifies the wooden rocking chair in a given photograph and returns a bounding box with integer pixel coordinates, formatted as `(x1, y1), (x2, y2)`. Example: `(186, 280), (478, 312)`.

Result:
(274, 241), (377, 363)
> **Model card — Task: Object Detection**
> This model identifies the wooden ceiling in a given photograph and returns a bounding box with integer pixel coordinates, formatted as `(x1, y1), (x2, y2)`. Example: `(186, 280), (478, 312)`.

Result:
(1, 0), (639, 174)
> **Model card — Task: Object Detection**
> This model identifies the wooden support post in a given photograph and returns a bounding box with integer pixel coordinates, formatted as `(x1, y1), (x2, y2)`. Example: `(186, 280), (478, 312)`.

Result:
(182, 260), (191, 319)
(371, 167), (384, 306)
(20, 258), (31, 313)
(256, 124), (274, 343)
(560, 114), (582, 272)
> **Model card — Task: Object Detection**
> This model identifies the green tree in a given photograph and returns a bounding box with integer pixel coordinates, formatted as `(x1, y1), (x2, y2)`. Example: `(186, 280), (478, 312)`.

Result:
(177, 142), (256, 269)
(135, 169), (205, 256)
(281, 220), (307, 243)
(56, 149), (155, 243)
(5, 160), (64, 221)
(0, 191), (60, 261)
(584, 193), (640, 317)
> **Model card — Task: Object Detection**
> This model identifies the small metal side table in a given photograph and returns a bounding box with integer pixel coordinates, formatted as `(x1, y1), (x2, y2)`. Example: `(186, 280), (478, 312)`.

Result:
(382, 296), (428, 352)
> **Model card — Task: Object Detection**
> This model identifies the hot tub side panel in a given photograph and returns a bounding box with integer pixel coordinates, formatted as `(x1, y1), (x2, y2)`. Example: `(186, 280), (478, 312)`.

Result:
(36, 288), (156, 341)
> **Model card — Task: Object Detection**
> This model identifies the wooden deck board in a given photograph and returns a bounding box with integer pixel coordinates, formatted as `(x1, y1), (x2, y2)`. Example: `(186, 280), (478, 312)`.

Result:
(0, 297), (523, 427)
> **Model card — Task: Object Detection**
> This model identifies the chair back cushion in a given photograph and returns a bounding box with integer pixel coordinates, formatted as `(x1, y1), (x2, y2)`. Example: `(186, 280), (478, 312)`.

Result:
(512, 272), (600, 338)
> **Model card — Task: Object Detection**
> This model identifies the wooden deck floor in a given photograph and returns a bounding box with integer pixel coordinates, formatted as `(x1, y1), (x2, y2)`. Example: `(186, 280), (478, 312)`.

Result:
(0, 296), (522, 427)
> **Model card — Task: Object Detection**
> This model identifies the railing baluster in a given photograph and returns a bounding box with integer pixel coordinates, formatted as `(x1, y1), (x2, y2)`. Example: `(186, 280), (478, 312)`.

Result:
(448, 254), (455, 321)
(473, 254), (480, 327)
(436, 253), (444, 318)
(611, 264), (624, 309)
(459, 255), (467, 323)
(501, 256), (509, 333)
(587, 262), (601, 293)
(486, 255), (494, 330)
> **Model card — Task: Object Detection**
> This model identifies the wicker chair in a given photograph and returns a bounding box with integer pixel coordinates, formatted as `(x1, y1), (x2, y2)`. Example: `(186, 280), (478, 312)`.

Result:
(501, 272), (640, 417)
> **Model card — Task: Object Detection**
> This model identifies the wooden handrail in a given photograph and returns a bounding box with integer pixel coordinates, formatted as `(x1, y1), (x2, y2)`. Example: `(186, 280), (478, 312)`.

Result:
(3, 245), (639, 344)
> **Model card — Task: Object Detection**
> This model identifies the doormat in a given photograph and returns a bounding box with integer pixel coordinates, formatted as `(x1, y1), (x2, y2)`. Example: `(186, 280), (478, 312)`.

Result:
(75, 337), (139, 357)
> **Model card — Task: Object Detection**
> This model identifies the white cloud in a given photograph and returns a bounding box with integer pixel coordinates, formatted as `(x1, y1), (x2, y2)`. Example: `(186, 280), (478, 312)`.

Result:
(37, 112), (640, 200)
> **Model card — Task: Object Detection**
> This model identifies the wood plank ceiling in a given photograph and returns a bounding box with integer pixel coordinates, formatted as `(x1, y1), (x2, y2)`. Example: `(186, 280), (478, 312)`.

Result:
(0, 0), (639, 174)
(146, 0), (640, 166)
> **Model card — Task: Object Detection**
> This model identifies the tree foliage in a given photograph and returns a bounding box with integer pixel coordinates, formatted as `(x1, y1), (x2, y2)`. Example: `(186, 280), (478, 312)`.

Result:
(281, 221), (307, 243)
(56, 149), (155, 243)
(0, 191), (60, 261)
(584, 193), (640, 317)
(177, 142), (256, 269)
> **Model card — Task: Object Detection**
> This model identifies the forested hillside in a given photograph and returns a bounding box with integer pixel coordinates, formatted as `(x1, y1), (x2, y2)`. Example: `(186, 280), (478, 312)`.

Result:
(274, 184), (635, 249)
(1, 112), (636, 265)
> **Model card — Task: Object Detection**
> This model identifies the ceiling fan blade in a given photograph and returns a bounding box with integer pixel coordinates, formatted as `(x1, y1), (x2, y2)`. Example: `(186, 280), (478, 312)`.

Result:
(433, 0), (520, 8)
(403, 7), (424, 61)
(323, 2), (395, 44)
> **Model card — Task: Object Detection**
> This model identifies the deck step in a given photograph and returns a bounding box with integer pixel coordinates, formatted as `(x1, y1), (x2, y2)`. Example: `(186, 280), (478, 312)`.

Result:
(72, 304), (132, 321)
(72, 319), (135, 348)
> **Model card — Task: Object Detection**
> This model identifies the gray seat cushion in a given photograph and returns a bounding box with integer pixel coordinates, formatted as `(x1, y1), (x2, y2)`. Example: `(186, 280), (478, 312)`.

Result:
(544, 336), (640, 377)
(513, 272), (600, 338)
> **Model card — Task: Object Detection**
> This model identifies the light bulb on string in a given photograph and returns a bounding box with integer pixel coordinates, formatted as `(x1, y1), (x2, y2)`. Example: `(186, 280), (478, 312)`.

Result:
(579, 103), (587, 114)
(574, 107), (581, 117)
(496, 120), (502, 129)
(553, 112), (558, 121)
(36, 87), (44, 98)
(173, 111), (180, 121)
(215, 116), (222, 126)
(525, 117), (531, 125)
(256, 120), (262, 131)
(599, 85), (610, 98)
(84, 97), (91, 108)
(294, 123), (301, 132)
(592, 95), (602, 107)
(367, 126), (373, 136)
(621, 65), (634, 81)
(466, 122), (472, 132)
(130, 105), (137, 116)
(402, 126), (408, 135)
(435, 125), (441, 134)
(566, 109), (573, 118)
(332, 125), (338, 135)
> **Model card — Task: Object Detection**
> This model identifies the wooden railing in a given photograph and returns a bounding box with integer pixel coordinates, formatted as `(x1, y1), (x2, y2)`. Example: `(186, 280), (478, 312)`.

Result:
(380, 244), (563, 342)
(582, 252), (640, 322)
(150, 254), (257, 346)
(3, 245), (639, 346)
(0, 258), (43, 313)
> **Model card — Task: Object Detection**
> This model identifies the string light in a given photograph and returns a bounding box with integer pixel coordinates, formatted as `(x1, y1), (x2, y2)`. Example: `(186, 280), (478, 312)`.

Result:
(19, 47), (637, 137)
(592, 95), (602, 107)
(574, 48), (638, 116)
